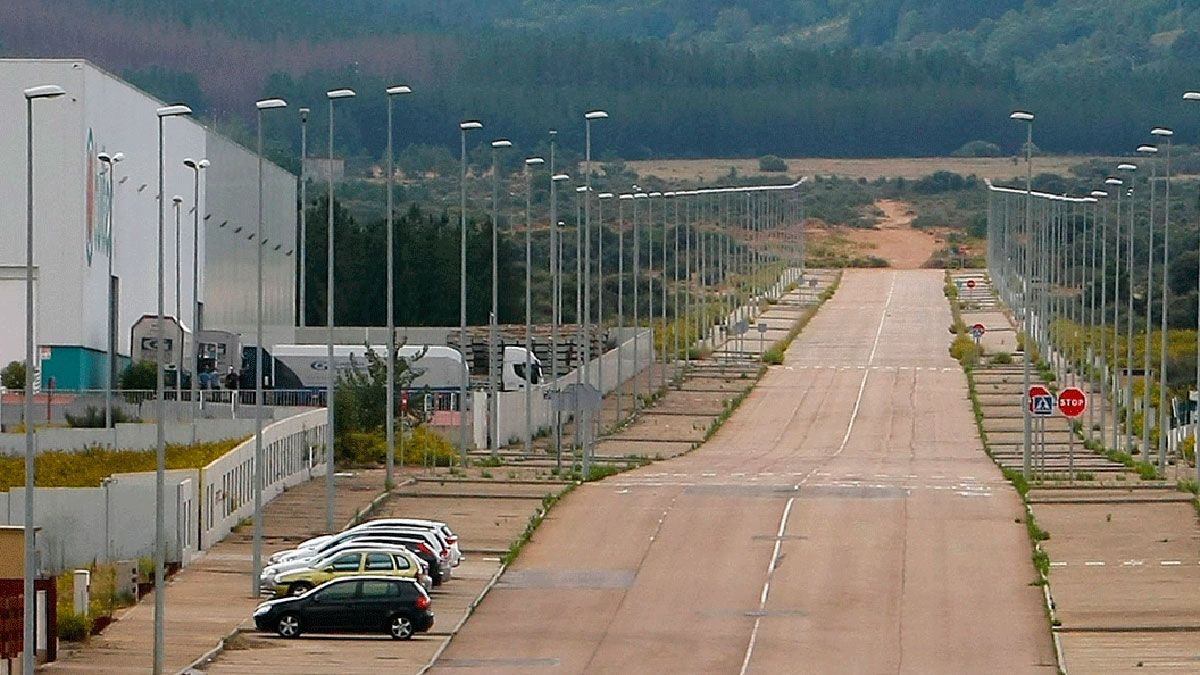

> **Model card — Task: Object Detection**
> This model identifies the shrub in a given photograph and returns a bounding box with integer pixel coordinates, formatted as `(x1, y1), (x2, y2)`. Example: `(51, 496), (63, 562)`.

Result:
(1, 361), (25, 390)
(991, 352), (1013, 365)
(0, 439), (243, 490)
(336, 427), (458, 467)
(950, 140), (1003, 158)
(949, 333), (979, 368)
(758, 155), (787, 172)
(762, 348), (785, 365)
(65, 406), (140, 428)
(119, 361), (157, 390)
(57, 610), (91, 642)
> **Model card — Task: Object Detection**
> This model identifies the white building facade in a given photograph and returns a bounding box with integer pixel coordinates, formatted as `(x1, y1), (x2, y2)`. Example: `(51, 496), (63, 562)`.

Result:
(0, 59), (297, 389)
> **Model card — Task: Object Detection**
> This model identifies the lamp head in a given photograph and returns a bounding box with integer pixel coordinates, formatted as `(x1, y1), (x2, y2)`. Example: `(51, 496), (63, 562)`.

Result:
(386, 85), (412, 96)
(585, 110), (609, 120)
(172, 195), (183, 205)
(98, 152), (112, 164)
(524, 157), (545, 166)
(198, 158), (210, 169)
(649, 191), (662, 198)
(1009, 110), (1034, 122)
(156, 104), (193, 118)
(552, 173), (571, 182)
(24, 84), (65, 100)
(491, 139), (512, 149)
(1090, 190), (1108, 198)
(460, 119), (483, 131)
(326, 89), (356, 100)
(619, 194), (633, 200)
(255, 98), (287, 110)
(1104, 177), (1122, 186)
(1136, 144), (1158, 154)
(299, 107), (310, 122)
(1151, 127), (1173, 137)
(113, 152), (125, 163)
(1184, 92), (1200, 101)
(1117, 163), (1137, 171)
(598, 193), (614, 199)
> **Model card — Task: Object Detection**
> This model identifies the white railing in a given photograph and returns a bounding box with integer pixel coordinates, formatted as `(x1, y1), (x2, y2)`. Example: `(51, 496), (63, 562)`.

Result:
(198, 409), (327, 550)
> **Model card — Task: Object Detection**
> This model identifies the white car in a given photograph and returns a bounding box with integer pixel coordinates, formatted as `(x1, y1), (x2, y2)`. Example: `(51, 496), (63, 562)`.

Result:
(262, 541), (430, 586)
(269, 528), (454, 583)
(349, 519), (463, 567)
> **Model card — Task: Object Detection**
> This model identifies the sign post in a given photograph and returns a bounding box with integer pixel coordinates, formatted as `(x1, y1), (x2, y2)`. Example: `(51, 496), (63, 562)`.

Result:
(1058, 387), (1087, 483)
(970, 323), (986, 349)
(1029, 385), (1054, 482)
(758, 322), (768, 362)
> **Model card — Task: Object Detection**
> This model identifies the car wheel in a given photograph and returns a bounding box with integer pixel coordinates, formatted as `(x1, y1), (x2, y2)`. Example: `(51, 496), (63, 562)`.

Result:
(276, 612), (302, 639)
(288, 582), (313, 596)
(390, 615), (414, 640)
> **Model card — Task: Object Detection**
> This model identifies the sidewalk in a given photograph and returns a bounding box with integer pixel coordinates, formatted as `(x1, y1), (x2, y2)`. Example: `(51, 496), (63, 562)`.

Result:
(43, 469), (388, 674)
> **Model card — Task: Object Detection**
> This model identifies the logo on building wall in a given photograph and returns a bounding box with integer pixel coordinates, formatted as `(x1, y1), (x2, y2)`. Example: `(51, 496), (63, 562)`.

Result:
(84, 129), (112, 267)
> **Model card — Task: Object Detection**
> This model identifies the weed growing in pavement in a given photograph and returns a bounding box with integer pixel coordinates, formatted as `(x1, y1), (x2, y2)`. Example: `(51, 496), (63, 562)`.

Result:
(1179, 480), (1200, 517)
(474, 455), (505, 468)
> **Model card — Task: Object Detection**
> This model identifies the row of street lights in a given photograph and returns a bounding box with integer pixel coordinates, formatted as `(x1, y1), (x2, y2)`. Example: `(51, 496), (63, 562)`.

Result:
(994, 106), (1195, 484)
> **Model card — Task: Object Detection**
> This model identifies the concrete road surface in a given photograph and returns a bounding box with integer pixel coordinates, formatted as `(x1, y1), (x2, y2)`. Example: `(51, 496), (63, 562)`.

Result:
(431, 270), (1057, 674)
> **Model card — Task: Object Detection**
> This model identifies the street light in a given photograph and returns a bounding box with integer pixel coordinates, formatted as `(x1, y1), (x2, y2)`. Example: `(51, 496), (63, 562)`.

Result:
(299, 107), (309, 328)
(458, 119), (482, 466)
(1118, 162), (1137, 456)
(325, 88), (355, 531)
(22, 82), (64, 675)
(252, 96), (286, 598)
(489, 138), (511, 457)
(522, 157), (544, 456)
(550, 173), (570, 470)
(1136, 144), (1158, 460)
(1009, 109), (1034, 479)
(385, 85), (411, 488)
(98, 151), (125, 430)
(583, 111), (608, 420)
(183, 157), (208, 430)
(172, 195), (184, 388)
(1151, 127), (1174, 468)
(154, 101), (192, 675)
(1090, 189), (1109, 447)
(1105, 176), (1124, 451)
(597, 191), (614, 414)
(616, 193), (633, 423)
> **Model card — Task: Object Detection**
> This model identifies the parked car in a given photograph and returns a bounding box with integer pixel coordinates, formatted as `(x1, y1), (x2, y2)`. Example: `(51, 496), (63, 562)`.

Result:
(270, 528), (453, 581)
(262, 541), (430, 587)
(349, 519), (463, 567)
(263, 547), (430, 597)
(253, 576), (434, 640)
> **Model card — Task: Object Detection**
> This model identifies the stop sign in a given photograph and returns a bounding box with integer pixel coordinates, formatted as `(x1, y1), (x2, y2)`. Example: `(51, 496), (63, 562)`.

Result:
(967, 279), (976, 289)
(1057, 387), (1086, 418)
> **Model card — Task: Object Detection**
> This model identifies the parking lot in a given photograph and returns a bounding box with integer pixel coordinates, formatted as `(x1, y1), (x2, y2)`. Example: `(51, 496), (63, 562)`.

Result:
(199, 477), (569, 674)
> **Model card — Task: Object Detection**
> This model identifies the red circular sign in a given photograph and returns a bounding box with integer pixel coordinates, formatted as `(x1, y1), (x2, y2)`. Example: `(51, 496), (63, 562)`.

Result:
(966, 279), (976, 289)
(972, 323), (986, 335)
(1057, 387), (1086, 418)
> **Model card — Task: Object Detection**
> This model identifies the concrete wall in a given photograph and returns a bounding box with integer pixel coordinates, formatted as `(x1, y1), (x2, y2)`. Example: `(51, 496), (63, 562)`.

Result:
(0, 409), (326, 574)
(0, 470), (194, 575)
(475, 329), (653, 448)
(0, 419), (256, 454)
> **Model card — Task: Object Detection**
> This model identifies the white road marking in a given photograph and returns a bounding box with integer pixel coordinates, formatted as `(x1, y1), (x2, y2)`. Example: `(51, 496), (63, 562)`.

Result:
(1050, 561), (1067, 567)
(740, 490), (799, 675)
(1161, 560), (1182, 566)
(1084, 561), (1105, 567)
(834, 275), (896, 458)
(1122, 560), (1143, 567)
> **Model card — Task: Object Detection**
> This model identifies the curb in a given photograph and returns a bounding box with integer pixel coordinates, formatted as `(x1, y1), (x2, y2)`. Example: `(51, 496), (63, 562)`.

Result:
(415, 562), (508, 675)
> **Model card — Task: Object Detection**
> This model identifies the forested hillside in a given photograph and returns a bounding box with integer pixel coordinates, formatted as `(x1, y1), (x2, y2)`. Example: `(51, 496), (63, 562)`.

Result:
(3, 1), (1200, 160)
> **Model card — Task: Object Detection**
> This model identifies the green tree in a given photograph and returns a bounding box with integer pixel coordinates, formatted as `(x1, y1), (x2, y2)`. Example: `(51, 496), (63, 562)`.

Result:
(119, 361), (157, 390)
(0, 361), (25, 390)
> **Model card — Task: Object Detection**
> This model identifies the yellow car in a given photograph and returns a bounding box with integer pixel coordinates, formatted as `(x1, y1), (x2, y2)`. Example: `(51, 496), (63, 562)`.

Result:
(270, 547), (428, 597)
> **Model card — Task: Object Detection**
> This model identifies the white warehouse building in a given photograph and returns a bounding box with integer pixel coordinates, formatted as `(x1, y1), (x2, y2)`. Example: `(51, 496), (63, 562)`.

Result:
(0, 59), (297, 390)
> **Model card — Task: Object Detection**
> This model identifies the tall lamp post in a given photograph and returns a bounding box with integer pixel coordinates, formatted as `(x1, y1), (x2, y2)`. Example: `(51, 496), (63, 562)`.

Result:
(98, 150), (124, 430)
(1137, 144), (1158, 459)
(1010, 110), (1034, 479)
(458, 120), (482, 465)
(489, 138), (511, 456)
(172, 195), (184, 389)
(583, 111), (608, 404)
(550, 174), (571, 470)
(597, 191), (614, 411)
(154, 101), (192, 675)
(1152, 127), (1173, 468)
(252, 97), (287, 598)
(1118, 163), (1138, 456)
(522, 157), (544, 456)
(183, 157), (208, 426)
(325, 88), (355, 531)
(22, 83), (64, 675)
(299, 107), (309, 327)
(384, 85), (412, 488)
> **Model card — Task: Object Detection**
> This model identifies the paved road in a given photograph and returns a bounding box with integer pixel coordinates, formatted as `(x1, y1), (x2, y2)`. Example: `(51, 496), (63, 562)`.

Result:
(431, 270), (1057, 674)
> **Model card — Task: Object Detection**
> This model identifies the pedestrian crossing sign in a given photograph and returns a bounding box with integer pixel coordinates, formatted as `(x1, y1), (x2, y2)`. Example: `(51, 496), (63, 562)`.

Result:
(1032, 394), (1054, 416)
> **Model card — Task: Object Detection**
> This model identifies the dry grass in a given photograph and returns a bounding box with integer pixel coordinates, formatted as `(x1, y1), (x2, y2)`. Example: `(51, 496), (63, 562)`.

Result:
(628, 156), (1113, 183)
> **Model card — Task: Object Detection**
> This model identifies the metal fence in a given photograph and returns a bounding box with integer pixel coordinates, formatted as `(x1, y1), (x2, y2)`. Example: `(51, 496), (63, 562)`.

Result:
(0, 389), (323, 429)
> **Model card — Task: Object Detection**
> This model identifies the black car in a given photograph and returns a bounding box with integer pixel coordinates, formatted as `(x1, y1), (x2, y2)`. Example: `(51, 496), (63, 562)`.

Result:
(252, 576), (434, 640)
